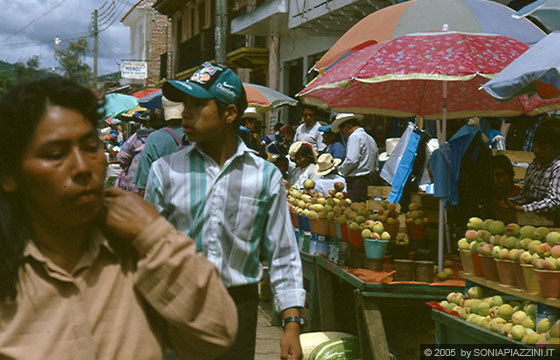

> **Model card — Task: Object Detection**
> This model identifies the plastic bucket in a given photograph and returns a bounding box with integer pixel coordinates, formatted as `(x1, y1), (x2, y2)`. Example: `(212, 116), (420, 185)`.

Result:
(328, 220), (337, 238)
(406, 222), (426, 242)
(495, 259), (517, 286)
(535, 269), (560, 299)
(290, 211), (299, 228)
(414, 260), (434, 283)
(348, 228), (364, 248)
(339, 223), (350, 243)
(363, 258), (385, 272)
(521, 264), (541, 295)
(512, 262), (526, 290)
(297, 215), (311, 231)
(348, 246), (365, 268)
(471, 252), (484, 277)
(393, 259), (414, 281)
(301, 231), (311, 253)
(480, 255), (500, 281)
(335, 222), (343, 240)
(384, 220), (399, 241)
(311, 218), (330, 236)
(364, 239), (388, 259)
(459, 250), (474, 275)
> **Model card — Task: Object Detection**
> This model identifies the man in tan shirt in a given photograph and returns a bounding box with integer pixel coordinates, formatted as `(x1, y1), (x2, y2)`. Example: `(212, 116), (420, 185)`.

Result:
(0, 77), (237, 359)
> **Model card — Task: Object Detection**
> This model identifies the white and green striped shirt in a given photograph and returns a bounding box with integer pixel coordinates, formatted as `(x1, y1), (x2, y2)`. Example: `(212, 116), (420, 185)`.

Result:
(145, 139), (305, 312)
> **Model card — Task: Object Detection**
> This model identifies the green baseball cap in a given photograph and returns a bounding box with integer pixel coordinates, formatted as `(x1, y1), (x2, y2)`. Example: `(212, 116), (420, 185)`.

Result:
(163, 62), (243, 105)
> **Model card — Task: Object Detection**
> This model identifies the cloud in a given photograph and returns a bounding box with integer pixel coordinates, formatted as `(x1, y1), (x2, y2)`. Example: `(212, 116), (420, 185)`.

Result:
(0, 0), (133, 76)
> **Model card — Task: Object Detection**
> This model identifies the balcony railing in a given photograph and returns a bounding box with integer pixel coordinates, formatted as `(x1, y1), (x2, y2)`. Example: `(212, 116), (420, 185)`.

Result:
(177, 27), (267, 73)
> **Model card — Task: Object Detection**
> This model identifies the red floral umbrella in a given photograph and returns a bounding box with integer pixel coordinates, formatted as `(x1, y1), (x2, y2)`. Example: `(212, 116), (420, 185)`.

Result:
(299, 31), (560, 271)
(300, 31), (560, 124)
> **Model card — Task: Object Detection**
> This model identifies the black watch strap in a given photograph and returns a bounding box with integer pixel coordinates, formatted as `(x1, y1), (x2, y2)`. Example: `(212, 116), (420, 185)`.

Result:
(281, 316), (306, 329)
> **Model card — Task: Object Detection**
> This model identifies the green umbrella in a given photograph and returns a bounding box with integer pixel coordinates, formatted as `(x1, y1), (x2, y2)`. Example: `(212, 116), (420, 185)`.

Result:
(102, 93), (139, 119)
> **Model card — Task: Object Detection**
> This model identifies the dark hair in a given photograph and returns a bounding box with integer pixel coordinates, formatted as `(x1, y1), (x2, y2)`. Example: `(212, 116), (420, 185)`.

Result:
(302, 104), (317, 113)
(216, 83), (248, 129)
(533, 119), (560, 149)
(295, 143), (316, 164)
(343, 119), (361, 129)
(492, 155), (514, 180)
(0, 76), (104, 301)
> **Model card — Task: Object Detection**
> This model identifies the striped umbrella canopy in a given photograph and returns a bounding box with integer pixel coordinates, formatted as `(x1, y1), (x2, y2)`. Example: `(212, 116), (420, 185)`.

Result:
(300, 31), (560, 120)
(513, 0), (560, 32)
(314, 0), (546, 72)
(243, 83), (297, 112)
(482, 31), (560, 100)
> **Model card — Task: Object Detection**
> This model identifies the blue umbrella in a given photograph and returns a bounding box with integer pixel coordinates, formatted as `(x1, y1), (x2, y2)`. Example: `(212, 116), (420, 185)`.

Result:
(482, 31), (560, 100)
(138, 89), (162, 109)
(103, 93), (139, 119)
(513, 0), (560, 32)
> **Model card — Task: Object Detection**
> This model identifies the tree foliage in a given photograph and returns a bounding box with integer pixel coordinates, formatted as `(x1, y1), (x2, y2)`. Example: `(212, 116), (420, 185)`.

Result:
(54, 38), (91, 86)
(0, 56), (50, 95)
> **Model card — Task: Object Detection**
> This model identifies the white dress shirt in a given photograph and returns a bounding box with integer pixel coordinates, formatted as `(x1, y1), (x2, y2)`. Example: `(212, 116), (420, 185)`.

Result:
(339, 127), (379, 178)
(294, 121), (325, 151)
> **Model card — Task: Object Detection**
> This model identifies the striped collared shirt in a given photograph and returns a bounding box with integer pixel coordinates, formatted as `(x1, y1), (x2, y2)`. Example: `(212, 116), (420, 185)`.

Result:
(145, 140), (305, 312)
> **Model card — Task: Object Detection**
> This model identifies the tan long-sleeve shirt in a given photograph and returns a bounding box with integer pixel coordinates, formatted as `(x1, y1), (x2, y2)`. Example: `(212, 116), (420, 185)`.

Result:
(0, 218), (237, 360)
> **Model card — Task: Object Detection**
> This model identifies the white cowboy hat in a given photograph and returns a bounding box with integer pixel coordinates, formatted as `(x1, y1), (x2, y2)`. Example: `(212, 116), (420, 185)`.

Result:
(241, 106), (263, 121)
(331, 113), (364, 133)
(162, 95), (184, 121)
(379, 138), (401, 162)
(314, 153), (342, 176)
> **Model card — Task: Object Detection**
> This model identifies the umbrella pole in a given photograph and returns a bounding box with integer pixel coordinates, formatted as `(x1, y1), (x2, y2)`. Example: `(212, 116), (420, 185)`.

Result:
(438, 80), (448, 273)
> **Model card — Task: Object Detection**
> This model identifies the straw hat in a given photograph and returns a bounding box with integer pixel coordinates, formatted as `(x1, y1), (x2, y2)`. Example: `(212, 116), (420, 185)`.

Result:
(289, 141), (318, 162)
(241, 106), (263, 121)
(314, 153), (342, 176)
(379, 138), (400, 162)
(331, 113), (364, 133)
(162, 96), (184, 121)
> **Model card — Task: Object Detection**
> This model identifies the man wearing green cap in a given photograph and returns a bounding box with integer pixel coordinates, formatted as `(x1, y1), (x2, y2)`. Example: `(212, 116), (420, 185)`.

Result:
(144, 62), (305, 360)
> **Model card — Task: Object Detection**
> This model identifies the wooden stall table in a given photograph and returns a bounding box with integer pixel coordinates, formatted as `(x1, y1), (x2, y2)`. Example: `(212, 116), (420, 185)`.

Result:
(301, 252), (464, 360)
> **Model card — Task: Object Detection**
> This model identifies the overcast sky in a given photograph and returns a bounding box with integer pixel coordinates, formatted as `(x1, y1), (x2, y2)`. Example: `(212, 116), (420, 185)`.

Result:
(0, 0), (136, 76)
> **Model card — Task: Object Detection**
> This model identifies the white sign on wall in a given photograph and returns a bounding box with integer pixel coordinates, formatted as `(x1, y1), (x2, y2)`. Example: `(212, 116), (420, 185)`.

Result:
(121, 61), (148, 79)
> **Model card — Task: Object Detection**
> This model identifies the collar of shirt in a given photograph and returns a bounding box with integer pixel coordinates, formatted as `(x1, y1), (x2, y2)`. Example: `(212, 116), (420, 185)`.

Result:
(22, 227), (114, 281)
(182, 136), (258, 172)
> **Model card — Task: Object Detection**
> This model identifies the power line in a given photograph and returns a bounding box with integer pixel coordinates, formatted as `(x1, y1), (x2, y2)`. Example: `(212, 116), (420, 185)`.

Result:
(1, 0), (70, 42)
(98, 0), (130, 33)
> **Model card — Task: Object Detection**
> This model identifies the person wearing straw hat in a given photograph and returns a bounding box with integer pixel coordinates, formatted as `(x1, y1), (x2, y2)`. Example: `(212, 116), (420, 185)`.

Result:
(332, 113), (379, 202)
(134, 96), (185, 197)
(314, 153), (346, 194)
(289, 141), (319, 189)
(379, 138), (400, 165)
(239, 106), (267, 158)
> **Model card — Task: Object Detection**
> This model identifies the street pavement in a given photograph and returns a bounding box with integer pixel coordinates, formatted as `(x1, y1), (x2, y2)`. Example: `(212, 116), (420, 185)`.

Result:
(255, 300), (283, 359)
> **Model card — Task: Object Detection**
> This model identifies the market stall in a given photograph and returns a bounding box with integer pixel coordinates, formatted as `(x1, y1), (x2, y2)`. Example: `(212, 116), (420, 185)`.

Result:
(289, 185), (465, 359)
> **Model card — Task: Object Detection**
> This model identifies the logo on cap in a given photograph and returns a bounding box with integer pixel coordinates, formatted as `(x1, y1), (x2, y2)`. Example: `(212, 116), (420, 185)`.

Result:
(190, 62), (222, 84)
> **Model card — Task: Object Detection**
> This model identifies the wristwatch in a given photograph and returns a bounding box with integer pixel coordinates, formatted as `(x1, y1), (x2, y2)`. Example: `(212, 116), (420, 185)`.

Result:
(281, 316), (306, 330)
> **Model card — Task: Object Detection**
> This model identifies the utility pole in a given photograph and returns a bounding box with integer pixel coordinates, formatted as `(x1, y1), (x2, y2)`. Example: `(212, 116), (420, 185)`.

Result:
(215, 0), (227, 65)
(93, 9), (99, 89)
